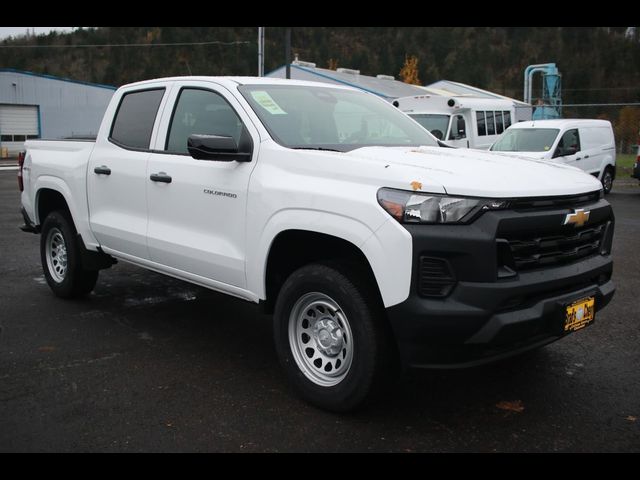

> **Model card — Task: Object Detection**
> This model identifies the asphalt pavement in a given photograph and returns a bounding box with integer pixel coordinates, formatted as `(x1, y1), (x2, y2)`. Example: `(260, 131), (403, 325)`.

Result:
(0, 169), (638, 452)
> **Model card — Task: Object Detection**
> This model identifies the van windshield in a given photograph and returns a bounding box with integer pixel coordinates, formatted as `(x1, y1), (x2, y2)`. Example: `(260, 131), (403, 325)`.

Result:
(408, 114), (450, 141)
(491, 128), (560, 152)
(238, 85), (438, 152)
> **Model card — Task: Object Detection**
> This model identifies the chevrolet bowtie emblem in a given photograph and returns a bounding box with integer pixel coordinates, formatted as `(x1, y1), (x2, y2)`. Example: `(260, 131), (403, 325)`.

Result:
(564, 209), (590, 227)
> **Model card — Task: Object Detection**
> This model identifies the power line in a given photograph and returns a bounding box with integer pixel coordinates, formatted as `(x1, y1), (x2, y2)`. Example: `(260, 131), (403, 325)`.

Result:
(0, 40), (252, 49)
(563, 86), (640, 92)
(561, 102), (640, 107)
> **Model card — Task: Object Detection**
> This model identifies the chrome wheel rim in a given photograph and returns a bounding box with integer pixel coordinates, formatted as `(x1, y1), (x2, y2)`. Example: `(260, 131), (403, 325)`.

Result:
(46, 228), (68, 283)
(603, 172), (613, 192)
(288, 292), (354, 387)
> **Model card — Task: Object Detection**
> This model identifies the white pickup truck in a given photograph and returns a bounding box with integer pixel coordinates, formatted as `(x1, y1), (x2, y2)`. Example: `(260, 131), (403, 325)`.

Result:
(19, 77), (615, 411)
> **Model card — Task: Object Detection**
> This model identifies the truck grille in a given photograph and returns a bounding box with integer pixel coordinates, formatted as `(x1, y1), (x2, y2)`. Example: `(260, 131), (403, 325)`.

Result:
(503, 222), (606, 271)
(509, 191), (601, 210)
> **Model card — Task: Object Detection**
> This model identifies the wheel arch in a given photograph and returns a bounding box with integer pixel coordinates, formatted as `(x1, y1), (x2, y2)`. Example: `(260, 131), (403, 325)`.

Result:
(34, 177), (77, 227)
(262, 229), (383, 314)
(250, 210), (412, 311)
(33, 175), (100, 249)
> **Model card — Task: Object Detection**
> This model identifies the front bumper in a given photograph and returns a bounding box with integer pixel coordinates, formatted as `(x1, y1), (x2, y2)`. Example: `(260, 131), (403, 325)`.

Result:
(386, 196), (615, 368)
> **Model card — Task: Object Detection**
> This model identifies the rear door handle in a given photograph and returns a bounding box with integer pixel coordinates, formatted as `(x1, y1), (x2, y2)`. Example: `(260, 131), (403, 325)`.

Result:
(575, 157), (582, 161)
(94, 165), (111, 175)
(150, 172), (172, 184)
(584, 155), (590, 159)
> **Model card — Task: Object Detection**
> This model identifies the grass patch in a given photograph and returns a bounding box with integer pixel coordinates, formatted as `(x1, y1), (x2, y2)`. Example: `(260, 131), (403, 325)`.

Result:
(618, 153), (637, 171)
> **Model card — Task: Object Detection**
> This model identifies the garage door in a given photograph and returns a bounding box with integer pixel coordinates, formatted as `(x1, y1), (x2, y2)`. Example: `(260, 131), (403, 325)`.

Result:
(0, 105), (39, 157)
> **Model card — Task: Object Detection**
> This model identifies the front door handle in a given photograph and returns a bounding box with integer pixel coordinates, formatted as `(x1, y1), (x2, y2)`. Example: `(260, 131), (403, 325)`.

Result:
(584, 155), (590, 159)
(94, 165), (111, 175)
(150, 172), (172, 184)
(575, 157), (582, 161)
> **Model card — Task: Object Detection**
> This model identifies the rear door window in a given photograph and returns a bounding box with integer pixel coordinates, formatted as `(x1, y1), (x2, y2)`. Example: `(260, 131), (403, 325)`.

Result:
(110, 89), (165, 149)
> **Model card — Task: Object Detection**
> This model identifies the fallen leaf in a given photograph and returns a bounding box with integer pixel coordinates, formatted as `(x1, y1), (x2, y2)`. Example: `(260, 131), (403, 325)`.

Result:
(496, 400), (525, 413)
(626, 416), (637, 422)
(410, 181), (422, 191)
(38, 346), (56, 352)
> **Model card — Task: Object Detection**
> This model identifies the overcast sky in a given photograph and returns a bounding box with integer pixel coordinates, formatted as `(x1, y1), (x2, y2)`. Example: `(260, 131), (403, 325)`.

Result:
(0, 27), (77, 40)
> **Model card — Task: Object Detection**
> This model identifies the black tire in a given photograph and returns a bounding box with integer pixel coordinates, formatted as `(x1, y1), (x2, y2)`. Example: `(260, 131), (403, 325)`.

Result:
(601, 166), (614, 194)
(273, 262), (394, 412)
(40, 210), (98, 299)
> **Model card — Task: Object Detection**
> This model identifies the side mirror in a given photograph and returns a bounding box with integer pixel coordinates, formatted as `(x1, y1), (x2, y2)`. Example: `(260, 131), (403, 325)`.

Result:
(457, 117), (466, 137)
(564, 146), (578, 156)
(187, 128), (252, 162)
(554, 146), (577, 158)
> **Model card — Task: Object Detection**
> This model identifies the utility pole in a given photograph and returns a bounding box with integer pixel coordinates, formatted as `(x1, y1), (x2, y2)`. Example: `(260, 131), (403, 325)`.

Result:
(258, 27), (265, 77)
(285, 28), (291, 79)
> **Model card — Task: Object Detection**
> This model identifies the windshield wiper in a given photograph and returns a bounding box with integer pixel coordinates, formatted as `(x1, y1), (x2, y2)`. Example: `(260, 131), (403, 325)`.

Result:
(292, 147), (342, 152)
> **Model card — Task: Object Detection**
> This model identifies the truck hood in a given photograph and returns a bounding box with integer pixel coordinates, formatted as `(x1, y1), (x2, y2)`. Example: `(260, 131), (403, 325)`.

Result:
(489, 150), (552, 160)
(346, 146), (600, 198)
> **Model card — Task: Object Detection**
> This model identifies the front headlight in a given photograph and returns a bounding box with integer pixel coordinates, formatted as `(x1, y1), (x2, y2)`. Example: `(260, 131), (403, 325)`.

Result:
(377, 188), (509, 224)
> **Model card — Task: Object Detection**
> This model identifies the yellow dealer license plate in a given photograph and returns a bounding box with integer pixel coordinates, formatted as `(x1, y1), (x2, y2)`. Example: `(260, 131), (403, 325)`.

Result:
(564, 297), (595, 332)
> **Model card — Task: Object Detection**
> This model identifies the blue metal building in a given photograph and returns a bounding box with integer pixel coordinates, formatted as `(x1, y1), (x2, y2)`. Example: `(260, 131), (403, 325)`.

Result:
(0, 69), (115, 156)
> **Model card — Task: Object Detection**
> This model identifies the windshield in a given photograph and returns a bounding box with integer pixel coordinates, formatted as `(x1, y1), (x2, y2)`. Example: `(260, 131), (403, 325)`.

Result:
(238, 84), (438, 152)
(491, 128), (560, 152)
(408, 114), (450, 140)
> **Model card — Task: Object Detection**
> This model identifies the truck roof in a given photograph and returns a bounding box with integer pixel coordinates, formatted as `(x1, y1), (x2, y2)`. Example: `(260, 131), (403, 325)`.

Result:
(119, 76), (356, 91)
(508, 119), (612, 129)
(395, 94), (515, 114)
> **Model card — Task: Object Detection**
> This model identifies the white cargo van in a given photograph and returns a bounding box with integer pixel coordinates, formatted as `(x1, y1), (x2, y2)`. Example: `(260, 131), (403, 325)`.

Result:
(490, 119), (617, 193)
(394, 95), (517, 150)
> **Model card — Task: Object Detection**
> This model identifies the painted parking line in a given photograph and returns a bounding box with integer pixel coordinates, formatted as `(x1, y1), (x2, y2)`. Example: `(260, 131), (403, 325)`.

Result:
(0, 166), (18, 171)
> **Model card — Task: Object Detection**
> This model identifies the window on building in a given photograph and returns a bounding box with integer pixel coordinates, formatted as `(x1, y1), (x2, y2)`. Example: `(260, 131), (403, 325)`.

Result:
(495, 111), (504, 134)
(166, 88), (244, 155)
(110, 88), (165, 149)
(1, 135), (12, 142)
(13, 135), (26, 142)
(27, 135), (39, 140)
(476, 112), (486, 136)
(486, 111), (496, 135)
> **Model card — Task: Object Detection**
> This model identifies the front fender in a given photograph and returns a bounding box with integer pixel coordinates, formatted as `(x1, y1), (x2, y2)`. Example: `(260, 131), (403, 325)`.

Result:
(247, 209), (413, 308)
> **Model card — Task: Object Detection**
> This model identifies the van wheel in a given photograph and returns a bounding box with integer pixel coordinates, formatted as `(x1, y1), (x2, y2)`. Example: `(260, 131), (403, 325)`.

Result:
(601, 167), (614, 194)
(273, 262), (394, 412)
(40, 211), (99, 299)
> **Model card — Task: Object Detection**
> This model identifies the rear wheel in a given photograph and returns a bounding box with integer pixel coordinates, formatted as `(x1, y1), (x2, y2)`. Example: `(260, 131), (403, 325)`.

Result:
(601, 166), (614, 194)
(40, 211), (98, 298)
(273, 262), (394, 412)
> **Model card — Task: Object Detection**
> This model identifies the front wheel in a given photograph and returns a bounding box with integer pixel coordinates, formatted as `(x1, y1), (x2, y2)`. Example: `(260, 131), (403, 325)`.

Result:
(273, 263), (394, 412)
(601, 167), (614, 194)
(40, 211), (98, 298)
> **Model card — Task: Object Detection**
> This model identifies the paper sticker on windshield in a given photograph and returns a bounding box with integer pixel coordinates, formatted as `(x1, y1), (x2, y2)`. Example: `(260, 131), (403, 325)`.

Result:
(251, 91), (287, 115)
(544, 146), (550, 151)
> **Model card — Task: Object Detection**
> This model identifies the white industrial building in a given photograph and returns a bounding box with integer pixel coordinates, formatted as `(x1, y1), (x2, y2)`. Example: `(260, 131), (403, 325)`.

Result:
(0, 69), (115, 156)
